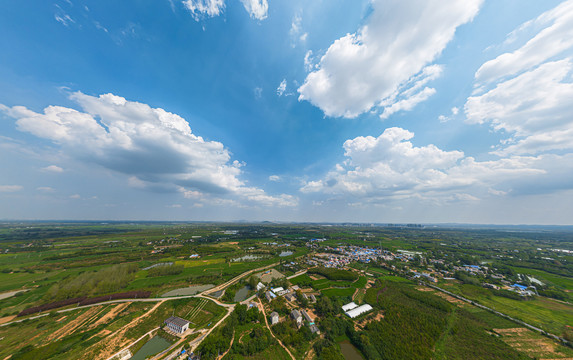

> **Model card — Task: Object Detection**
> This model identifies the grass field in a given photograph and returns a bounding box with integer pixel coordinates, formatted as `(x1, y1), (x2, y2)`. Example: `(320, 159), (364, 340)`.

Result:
(448, 283), (573, 335)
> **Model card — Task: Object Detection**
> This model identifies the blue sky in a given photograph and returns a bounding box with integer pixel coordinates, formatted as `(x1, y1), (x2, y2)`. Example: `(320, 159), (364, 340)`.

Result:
(1, 0), (573, 224)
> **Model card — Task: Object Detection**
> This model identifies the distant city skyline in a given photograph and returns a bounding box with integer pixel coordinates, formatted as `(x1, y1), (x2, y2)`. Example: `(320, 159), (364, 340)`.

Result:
(1, 0), (573, 224)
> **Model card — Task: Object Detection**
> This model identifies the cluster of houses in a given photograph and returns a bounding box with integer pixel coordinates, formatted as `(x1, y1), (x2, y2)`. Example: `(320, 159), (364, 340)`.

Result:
(269, 309), (320, 334)
(306, 245), (426, 269)
(264, 285), (317, 304)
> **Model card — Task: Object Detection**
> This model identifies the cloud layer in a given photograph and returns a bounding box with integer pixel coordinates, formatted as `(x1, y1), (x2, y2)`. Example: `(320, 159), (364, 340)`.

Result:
(1, 92), (295, 207)
(465, 0), (573, 156)
(298, 0), (482, 118)
(301, 127), (573, 203)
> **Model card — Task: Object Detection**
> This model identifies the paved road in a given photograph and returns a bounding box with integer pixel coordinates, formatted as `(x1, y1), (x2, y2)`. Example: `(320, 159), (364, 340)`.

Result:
(286, 269), (307, 280)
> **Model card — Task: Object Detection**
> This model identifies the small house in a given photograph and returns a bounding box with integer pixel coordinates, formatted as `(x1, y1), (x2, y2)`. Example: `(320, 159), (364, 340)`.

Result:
(290, 309), (302, 326)
(270, 311), (279, 325)
(165, 316), (190, 334)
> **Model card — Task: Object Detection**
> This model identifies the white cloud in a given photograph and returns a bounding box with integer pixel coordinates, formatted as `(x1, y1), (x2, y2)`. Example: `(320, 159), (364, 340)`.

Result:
(301, 127), (573, 203)
(304, 50), (314, 72)
(240, 0), (268, 20)
(380, 87), (436, 120)
(298, 0), (482, 118)
(0, 185), (23, 193)
(42, 165), (64, 173)
(166, 204), (182, 208)
(465, 3), (573, 157)
(183, 0), (225, 20)
(466, 59), (573, 155)
(37, 187), (55, 193)
(289, 13), (306, 47)
(254, 87), (263, 99)
(438, 106), (460, 123)
(269, 175), (280, 181)
(70, 194), (81, 199)
(276, 79), (287, 96)
(1, 92), (294, 207)
(475, 0), (573, 84)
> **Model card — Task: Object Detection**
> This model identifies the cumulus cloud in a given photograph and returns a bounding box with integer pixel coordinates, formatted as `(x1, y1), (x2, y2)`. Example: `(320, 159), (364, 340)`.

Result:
(42, 165), (64, 173)
(269, 175), (280, 181)
(298, 0), (482, 118)
(466, 2), (573, 156)
(301, 127), (573, 202)
(1, 92), (295, 207)
(183, 0), (225, 20)
(0, 185), (23, 192)
(240, 0), (268, 20)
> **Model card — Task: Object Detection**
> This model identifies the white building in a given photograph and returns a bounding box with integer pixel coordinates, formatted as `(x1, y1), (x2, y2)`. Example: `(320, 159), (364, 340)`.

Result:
(342, 302), (358, 312)
(270, 311), (279, 325)
(165, 316), (190, 334)
(345, 304), (373, 319)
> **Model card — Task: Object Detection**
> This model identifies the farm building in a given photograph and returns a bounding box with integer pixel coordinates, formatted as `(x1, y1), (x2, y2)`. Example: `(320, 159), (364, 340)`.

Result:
(301, 310), (312, 323)
(164, 316), (190, 334)
(265, 290), (277, 302)
(290, 309), (302, 326)
(342, 302), (358, 312)
(270, 311), (279, 325)
(309, 324), (320, 334)
(345, 304), (373, 319)
(285, 292), (297, 302)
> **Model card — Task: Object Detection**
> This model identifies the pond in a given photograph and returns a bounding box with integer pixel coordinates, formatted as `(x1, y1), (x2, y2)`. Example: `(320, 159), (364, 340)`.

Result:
(233, 285), (251, 302)
(338, 340), (364, 360)
(279, 251), (293, 257)
(131, 335), (171, 360)
(161, 284), (215, 297)
(209, 290), (224, 298)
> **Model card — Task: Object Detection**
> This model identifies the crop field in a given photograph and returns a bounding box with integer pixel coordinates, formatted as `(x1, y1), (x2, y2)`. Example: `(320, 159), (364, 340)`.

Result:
(492, 327), (573, 359)
(1, 222), (571, 360)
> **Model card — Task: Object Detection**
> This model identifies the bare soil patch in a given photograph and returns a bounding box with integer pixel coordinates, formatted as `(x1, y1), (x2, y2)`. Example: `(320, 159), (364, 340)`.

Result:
(92, 302), (131, 328)
(47, 306), (102, 342)
(493, 328), (571, 359)
(0, 316), (15, 325)
(416, 286), (434, 292)
(88, 301), (164, 360)
(434, 292), (466, 306)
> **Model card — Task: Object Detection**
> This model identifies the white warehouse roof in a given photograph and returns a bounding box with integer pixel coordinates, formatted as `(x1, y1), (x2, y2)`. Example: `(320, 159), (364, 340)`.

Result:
(345, 304), (373, 318)
(342, 302), (358, 312)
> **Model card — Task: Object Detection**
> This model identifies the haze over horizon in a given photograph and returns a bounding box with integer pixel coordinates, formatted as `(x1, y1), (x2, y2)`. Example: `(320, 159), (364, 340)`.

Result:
(1, 0), (573, 224)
